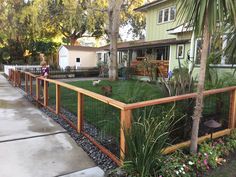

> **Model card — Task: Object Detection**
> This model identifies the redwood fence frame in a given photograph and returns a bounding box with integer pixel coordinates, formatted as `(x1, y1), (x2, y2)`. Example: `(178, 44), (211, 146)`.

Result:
(8, 69), (236, 165)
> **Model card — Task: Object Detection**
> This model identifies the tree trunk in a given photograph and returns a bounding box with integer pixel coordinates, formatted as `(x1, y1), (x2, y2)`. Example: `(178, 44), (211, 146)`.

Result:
(190, 13), (211, 153)
(108, 0), (123, 81)
(109, 34), (118, 80)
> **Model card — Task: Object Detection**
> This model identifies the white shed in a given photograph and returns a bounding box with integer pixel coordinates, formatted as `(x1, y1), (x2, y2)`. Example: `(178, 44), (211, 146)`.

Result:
(58, 45), (97, 69)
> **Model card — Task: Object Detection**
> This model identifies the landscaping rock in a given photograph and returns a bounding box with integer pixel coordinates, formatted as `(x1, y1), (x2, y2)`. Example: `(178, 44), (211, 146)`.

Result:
(104, 168), (129, 177)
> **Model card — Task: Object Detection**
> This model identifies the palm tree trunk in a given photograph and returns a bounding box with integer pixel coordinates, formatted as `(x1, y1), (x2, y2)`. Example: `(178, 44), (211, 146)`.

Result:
(190, 12), (211, 153)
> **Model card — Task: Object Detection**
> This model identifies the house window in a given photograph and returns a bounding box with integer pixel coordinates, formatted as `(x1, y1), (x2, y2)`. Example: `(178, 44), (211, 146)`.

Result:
(157, 6), (176, 24)
(158, 10), (163, 23)
(118, 51), (122, 64)
(137, 49), (145, 57)
(194, 37), (230, 65)
(104, 53), (108, 64)
(176, 44), (185, 59)
(156, 46), (170, 60)
(76, 58), (80, 62)
(170, 7), (176, 21)
(194, 39), (202, 64)
(164, 9), (169, 22)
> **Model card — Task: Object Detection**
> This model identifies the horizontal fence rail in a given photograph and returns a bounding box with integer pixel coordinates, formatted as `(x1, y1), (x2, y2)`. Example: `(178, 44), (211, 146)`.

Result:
(8, 68), (236, 166)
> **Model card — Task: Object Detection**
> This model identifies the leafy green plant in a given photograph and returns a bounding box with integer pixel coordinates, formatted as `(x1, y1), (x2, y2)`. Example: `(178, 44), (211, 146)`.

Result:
(123, 107), (180, 177)
(159, 133), (236, 177)
(109, 116), (236, 177)
(205, 69), (236, 89)
(158, 66), (195, 97)
(159, 151), (195, 177)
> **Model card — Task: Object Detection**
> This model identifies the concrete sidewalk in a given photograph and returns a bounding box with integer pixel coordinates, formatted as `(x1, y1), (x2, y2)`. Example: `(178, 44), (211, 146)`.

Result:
(0, 75), (104, 177)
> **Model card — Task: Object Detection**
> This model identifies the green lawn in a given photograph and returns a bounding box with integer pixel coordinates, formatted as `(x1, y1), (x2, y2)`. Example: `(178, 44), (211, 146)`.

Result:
(48, 79), (163, 114)
(66, 79), (163, 103)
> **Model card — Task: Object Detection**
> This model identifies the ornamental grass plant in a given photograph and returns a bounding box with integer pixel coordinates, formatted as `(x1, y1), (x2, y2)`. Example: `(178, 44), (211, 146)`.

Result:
(123, 107), (180, 177)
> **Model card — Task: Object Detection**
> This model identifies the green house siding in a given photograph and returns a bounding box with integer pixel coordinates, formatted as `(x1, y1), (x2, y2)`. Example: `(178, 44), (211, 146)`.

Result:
(144, 0), (192, 71)
(169, 43), (191, 71)
(146, 0), (180, 41)
(135, 0), (234, 79)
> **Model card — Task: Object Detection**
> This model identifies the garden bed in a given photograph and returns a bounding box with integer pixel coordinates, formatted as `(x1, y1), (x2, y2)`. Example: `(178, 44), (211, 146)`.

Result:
(107, 130), (236, 177)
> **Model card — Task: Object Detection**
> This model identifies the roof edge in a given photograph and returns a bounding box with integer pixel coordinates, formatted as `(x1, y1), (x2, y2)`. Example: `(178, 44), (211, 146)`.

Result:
(134, 0), (168, 12)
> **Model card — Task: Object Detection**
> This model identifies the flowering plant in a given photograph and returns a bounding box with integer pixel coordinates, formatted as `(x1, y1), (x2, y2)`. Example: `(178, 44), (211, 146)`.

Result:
(157, 130), (236, 177)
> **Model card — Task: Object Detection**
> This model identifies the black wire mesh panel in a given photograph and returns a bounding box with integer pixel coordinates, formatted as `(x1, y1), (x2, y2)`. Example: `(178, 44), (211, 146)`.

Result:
(48, 82), (56, 111)
(31, 77), (37, 99)
(132, 98), (195, 145)
(59, 87), (78, 129)
(131, 91), (231, 146)
(200, 92), (231, 135)
(83, 95), (120, 157)
(37, 78), (44, 105)
(19, 72), (25, 91)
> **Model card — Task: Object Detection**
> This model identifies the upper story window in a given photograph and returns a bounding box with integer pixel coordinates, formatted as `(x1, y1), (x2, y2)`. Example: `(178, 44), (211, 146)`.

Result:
(157, 6), (176, 24)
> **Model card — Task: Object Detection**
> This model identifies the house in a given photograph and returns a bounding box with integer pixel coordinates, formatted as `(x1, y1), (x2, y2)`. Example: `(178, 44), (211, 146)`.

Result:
(58, 45), (98, 69)
(97, 38), (189, 77)
(134, 0), (235, 77)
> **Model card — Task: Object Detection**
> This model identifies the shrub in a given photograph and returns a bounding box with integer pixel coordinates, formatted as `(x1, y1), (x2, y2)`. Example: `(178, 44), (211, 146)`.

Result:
(158, 66), (195, 97)
(205, 69), (236, 89)
(123, 107), (180, 177)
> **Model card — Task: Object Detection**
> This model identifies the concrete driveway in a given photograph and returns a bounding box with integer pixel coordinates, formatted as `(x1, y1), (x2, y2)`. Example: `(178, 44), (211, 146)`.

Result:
(0, 75), (104, 177)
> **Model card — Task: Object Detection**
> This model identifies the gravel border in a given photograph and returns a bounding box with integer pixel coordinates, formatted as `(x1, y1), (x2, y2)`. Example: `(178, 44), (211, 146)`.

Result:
(24, 95), (117, 172)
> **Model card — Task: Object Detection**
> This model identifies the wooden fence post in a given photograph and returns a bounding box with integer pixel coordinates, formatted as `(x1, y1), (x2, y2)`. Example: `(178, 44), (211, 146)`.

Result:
(56, 84), (60, 114)
(13, 70), (16, 86)
(30, 76), (32, 96)
(36, 78), (39, 101)
(229, 89), (236, 129)
(25, 74), (28, 93)
(120, 109), (132, 163)
(18, 71), (21, 87)
(43, 80), (48, 106)
(77, 92), (84, 133)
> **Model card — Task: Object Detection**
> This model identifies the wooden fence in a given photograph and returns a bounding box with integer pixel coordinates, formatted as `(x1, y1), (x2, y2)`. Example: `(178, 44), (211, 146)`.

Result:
(8, 69), (236, 165)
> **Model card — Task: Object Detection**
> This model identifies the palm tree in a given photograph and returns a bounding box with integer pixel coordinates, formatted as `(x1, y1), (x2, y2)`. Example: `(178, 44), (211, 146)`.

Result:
(178, 0), (236, 153)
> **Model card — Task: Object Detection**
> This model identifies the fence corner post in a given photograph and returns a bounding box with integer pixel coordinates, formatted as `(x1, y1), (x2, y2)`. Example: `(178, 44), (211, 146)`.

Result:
(229, 89), (236, 129)
(77, 92), (84, 133)
(56, 84), (60, 114)
(120, 109), (131, 164)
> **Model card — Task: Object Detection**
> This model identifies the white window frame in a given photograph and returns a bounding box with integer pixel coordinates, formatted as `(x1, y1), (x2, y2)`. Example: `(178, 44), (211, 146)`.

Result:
(194, 37), (235, 66)
(157, 6), (176, 24)
(176, 44), (185, 59)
